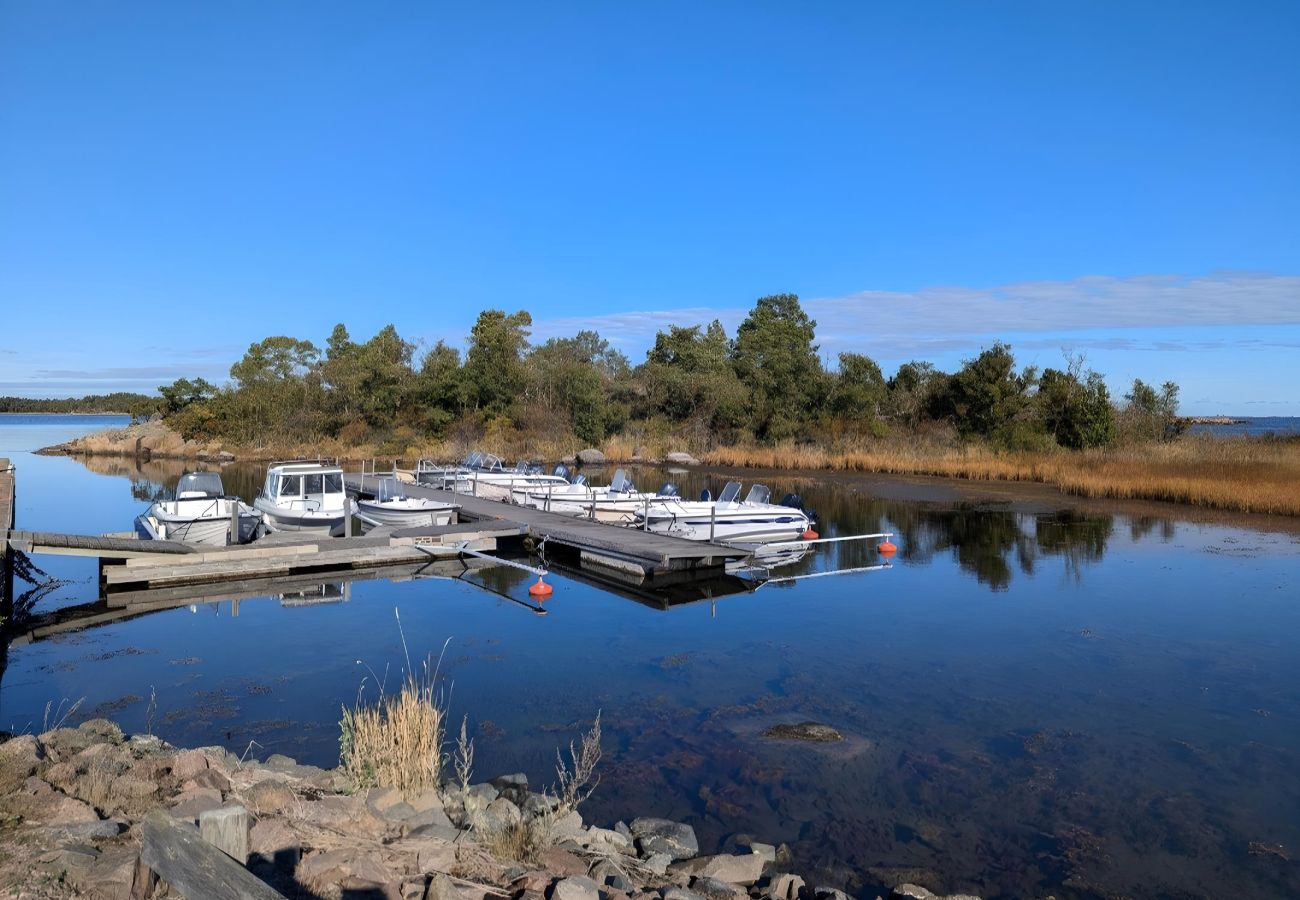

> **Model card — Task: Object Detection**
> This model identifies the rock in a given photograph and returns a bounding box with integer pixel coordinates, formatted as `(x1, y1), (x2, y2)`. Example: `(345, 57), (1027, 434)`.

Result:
(512, 870), (554, 894)
(673, 853), (765, 886)
(630, 817), (699, 860)
(410, 837), (458, 874)
(491, 772), (530, 806)
(590, 860), (633, 892)
(297, 795), (388, 838)
(760, 722), (843, 743)
(185, 767), (231, 794)
(0, 734), (45, 793)
(540, 847), (589, 877)
(643, 853), (673, 876)
(48, 794), (101, 824)
(78, 719), (124, 745)
(812, 888), (852, 900)
(664, 452), (699, 466)
(763, 874), (804, 900)
(408, 820), (463, 842)
(662, 889), (707, 900)
(21, 775), (53, 796)
(690, 878), (747, 900)
(298, 848), (397, 890)
(584, 825), (633, 852)
(408, 787), (446, 815)
(744, 842), (776, 866)
(38, 818), (126, 842)
(522, 792), (561, 819)
(245, 779), (296, 815)
(551, 875), (601, 900)
(467, 782), (499, 806)
(368, 786), (409, 816)
(427, 873), (460, 900)
(249, 817), (301, 868)
(576, 449), (606, 465)
(888, 887), (982, 900)
(614, 820), (633, 842)
(264, 753), (299, 769)
(481, 797), (523, 832)
(550, 809), (586, 841)
(170, 748), (210, 782)
(169, 786), (225, 822)
(84, 846), (140, 900)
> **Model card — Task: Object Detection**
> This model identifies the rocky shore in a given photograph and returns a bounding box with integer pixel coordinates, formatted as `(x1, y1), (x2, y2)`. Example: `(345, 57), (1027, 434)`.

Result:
(36, 421), (235, 463)
(0, 722), (979, 900)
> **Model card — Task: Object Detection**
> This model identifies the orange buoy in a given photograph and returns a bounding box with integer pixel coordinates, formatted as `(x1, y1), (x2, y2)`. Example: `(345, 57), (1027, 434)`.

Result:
(802, 528), (819, 540)
(877, 540), (897, 556)
(528, 578), (554, 599)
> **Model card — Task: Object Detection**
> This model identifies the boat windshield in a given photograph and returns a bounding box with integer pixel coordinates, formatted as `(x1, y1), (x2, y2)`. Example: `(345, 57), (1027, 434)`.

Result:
(572, 474), (587, 486)
(482, 455), (504, 472)
(176, 472), (223, 499)
(554, 464), (571, 481)
(610, 469), (631, 493)
(657, 482), (680, 497)
(374, 477), (406, 503)
(745, 485), (771, 505)
(718, 481), (742, 504)
(464, 451), (483, 468)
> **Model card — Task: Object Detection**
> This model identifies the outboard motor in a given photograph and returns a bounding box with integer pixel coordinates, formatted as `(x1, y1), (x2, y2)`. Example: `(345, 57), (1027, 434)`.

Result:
(700, 489), (712, 502)
(554, 464), (570, 481)
(779, 493), (804, 509)
(658, 482), (680, 497)
(526, 464), (543, 476)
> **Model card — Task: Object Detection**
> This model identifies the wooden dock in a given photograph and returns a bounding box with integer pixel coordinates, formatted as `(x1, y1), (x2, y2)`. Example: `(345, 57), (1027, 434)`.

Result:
(346, 474), (747, 583)
(1, 457), (13, 614)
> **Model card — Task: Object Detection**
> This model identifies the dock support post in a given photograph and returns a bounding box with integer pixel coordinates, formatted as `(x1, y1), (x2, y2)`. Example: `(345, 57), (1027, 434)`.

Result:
(228, 498), (239, 546)
(1, 457), (14, 619)
(710, 506), (716, 543)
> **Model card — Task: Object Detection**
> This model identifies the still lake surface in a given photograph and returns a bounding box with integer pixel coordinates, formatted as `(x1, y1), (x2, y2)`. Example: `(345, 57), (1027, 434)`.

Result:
(2, 414), (1299, 899)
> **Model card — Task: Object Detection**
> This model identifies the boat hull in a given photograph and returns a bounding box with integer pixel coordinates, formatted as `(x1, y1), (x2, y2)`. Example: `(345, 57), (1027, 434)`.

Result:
(253, 498), (345, 535)
(135, 499), (261, 546)
(356, 502), (457, 528)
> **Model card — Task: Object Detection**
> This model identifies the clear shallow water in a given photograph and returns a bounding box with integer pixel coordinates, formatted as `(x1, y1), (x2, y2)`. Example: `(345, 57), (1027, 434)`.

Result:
(1188, 415), (1300, 437)
(2, 416), (1299, 899)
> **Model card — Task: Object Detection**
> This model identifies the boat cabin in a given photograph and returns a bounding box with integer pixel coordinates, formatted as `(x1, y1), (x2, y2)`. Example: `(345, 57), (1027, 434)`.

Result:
(175, 472), (225, 499)
(262, 463), (346, 512)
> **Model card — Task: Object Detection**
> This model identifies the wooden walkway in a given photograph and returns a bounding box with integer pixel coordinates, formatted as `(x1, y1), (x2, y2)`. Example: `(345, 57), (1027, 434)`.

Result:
(346, 475), (745, 579)
(1, 457), (13, 612)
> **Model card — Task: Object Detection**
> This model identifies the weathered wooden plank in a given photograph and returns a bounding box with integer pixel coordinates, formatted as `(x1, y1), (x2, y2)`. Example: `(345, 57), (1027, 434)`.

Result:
(139, 809), (282, 900)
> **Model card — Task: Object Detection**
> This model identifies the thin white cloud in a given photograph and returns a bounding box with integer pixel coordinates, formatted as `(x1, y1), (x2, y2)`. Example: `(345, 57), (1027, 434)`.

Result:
(530, 271), (1300, 358)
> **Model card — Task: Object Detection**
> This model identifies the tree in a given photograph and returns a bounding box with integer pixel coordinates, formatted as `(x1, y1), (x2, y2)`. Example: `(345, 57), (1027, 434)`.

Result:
(829, 353), (887, 425)
(638, 320), (747, 437)
(731, 294), (825, 440)
(464, 310), (532, 418)
(525, 331), (628, 444)
(1036, 356), (1115, 449)
(1121, 378), (1184, 442)
(414, 340), (467, 431)
(230, 336), (320, 387)
(886, 361), (943, 425)
(938, 343), (1038, 440)
(157, 377), (217, 415)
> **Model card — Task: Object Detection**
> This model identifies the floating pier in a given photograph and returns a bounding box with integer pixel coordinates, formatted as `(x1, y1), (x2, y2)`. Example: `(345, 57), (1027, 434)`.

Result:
(1, 457), (14, 615)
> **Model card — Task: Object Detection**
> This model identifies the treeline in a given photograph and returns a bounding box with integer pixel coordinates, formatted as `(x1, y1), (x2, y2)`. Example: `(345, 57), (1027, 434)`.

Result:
(153, 294), (1185, 452)
(0, 392), (155, 414)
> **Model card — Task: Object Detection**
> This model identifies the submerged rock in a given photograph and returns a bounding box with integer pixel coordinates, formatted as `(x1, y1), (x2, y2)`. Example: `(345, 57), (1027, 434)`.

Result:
(760, 722), (843, 743)
(664, 452), (700, 466)
(576, 449), (606, 465)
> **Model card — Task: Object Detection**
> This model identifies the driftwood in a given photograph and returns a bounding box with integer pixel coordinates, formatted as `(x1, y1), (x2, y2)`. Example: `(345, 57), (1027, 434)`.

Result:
(140, 809), (282, 900)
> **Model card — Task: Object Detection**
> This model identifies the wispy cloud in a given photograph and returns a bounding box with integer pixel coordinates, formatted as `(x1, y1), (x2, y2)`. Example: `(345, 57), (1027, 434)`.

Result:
(532, 271), (1300, 358)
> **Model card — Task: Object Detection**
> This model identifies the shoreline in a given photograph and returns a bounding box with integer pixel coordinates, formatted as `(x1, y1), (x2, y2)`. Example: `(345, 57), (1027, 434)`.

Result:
(0, 720), (969, 900)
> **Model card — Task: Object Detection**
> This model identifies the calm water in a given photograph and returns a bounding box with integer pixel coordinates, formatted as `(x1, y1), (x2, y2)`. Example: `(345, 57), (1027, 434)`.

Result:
(1188, 415), (1300, 437)
(2, 415), (1299, 900)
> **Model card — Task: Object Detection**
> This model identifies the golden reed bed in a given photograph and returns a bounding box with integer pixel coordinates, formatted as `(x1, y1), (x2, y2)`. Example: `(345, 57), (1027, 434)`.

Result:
(693, 437), (1300, 517)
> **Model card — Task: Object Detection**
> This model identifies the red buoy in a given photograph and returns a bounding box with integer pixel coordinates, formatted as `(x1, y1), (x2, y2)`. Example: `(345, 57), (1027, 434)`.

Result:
(528, 578), (554, 599)
(802, 528), (819, 540)
(877, 540), (897, 556)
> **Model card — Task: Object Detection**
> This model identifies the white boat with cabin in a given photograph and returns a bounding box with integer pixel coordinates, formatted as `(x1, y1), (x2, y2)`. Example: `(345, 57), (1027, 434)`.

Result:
(453, 459), (569, 502)
(356, 477), (459, 529)
(634, 481), (813, 543)
(134, 472), (261, 546)
(254, 461), (348, 534)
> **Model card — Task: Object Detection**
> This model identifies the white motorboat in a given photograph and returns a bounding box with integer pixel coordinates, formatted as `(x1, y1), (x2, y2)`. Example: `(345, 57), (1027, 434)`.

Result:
(356, 477), (459, 529)
(134, 472), (261, 546)
(515, 468), (681, 524)
(416, 450), (492, 489)
(634, 481), (814, 543)
(254, 461), (348, 534)
(454, 459), (569, 502)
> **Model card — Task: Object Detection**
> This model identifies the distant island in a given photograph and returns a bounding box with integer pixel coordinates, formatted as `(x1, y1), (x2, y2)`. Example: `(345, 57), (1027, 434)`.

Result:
(0, 392), (155, 415)
(1182, 415), (1246, 425)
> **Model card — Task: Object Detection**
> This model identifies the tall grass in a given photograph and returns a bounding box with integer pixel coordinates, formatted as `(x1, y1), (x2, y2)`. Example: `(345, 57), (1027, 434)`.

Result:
(701, 436), (1300, 517)
(339, 614), (448, 795)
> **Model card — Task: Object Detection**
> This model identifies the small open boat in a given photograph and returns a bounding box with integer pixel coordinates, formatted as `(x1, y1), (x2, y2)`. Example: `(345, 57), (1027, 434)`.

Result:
(356, 477), (459, 529)
(134, 472), (261, 546)
(634, 481), (813, 543)
(515, 468), (682, 524)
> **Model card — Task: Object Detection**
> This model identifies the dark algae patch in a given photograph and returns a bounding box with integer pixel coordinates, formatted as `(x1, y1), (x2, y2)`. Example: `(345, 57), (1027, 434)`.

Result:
(761, 722), (844, 742)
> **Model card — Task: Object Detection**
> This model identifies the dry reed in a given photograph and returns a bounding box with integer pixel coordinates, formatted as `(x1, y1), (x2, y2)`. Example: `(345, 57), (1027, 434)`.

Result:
(700, 436), (1300, 517)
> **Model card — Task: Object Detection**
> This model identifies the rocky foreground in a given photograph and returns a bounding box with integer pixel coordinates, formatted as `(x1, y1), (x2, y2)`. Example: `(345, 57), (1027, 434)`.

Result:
(0, 722), (977, 900)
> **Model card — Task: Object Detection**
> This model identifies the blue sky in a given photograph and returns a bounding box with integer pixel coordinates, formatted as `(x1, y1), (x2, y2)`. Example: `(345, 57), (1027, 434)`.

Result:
(1, 1), (1297, 414)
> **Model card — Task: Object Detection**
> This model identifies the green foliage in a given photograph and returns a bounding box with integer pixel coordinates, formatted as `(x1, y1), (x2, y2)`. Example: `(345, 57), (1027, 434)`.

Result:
(465, 310), (532, 418)
(1037, 361), (1115, 450)
(157, 377), (217, 415)
(937, 343), (1038, 441)
(637, 321), (747, 438)
(526, 331), (627, 445)
(0, 393), (156, 414)
(886, 361), (944, 425)
(1120, 378), (1185, 442)
(732, 294), (826, 440)
(829, 353), (886, 426)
